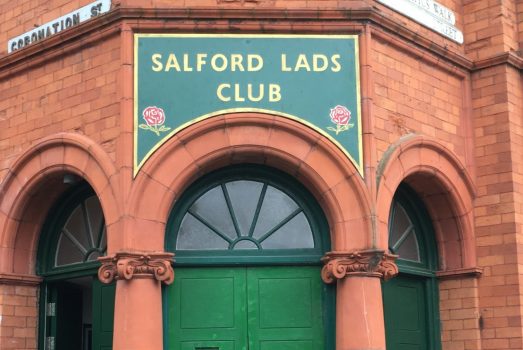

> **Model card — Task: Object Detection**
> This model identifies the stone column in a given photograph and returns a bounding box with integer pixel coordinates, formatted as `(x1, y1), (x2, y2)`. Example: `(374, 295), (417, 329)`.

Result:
(322, 250), (398, 350)
(98, 252), (175, 350)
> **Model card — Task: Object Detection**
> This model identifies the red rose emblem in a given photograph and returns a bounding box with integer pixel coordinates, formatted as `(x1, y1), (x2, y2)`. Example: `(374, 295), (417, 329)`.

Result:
(139, 106), (171, 136)
(330, 105), (351, 126)
(143, 106), (165, 126)
(327, 105), (354, 136)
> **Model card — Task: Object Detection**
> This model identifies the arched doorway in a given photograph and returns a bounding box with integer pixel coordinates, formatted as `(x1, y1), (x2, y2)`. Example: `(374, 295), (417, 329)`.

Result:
(382, 184), (441, 350)
(164, 165), (334, 350)
(37, 182), (115, 350)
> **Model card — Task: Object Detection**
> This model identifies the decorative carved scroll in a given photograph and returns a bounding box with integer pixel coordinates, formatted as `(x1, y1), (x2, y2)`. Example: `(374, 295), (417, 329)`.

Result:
(321, 250), (398, 284)
(98, 252), (175, 285)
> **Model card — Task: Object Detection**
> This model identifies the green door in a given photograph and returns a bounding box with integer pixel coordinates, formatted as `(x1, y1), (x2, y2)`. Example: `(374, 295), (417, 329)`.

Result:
(247, 267), (324, 350)
(165, 166), (332, 350)
(383, 275), (428, 350)
(92, 279), (116, 350)
(168, 268), (247, 350)
(167, 267), (324, 350)
(382, 185), (441, 350)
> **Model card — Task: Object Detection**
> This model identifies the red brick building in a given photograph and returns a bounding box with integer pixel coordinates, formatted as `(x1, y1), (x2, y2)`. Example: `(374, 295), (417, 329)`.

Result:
(0, 0), (520, 349)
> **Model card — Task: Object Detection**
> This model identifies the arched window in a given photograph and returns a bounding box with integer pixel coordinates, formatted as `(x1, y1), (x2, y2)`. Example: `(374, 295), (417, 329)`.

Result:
(383, 184), (441, 350)
(53, 194), (106, 268)
(37, 182), (113, 350)
(166, 165), (329, 264)
(165, 165), (334, 350)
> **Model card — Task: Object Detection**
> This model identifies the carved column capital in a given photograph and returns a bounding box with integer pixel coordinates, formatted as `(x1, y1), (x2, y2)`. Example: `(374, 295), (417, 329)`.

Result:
(321, 250), (398, 283)
(98, 251), (175, 285)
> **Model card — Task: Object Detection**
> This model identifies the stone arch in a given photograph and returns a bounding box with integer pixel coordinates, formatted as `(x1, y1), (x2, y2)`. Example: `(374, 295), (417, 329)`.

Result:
(128, 112), (374, 252)
(376, 134), (476, 271)
(0, 133), (120, 275)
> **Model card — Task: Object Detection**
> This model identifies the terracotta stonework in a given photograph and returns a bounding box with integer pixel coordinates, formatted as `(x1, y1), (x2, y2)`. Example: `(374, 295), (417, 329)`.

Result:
(98, 252), (175, 284)
(321, 250), (399, 283)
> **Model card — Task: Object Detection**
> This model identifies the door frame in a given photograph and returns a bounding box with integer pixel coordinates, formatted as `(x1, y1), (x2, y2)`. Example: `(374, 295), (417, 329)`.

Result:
(163, 165), (335, 350)
(36, 184), (114, 350)
(383, 184), (441, 350)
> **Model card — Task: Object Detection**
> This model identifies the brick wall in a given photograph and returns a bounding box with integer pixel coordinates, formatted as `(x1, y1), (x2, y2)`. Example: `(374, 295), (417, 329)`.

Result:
(440, 277), (482, 350)
(463, 0), (519, 60)
(0, 284), (38, 350)
(371, 36), (467, 165)
(0, 34), (121, 183)
(472, 63), (523, 349)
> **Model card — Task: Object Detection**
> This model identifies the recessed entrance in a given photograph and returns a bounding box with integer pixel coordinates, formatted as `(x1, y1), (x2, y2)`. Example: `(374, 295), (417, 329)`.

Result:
(37, 183), (115, 350)
(382, 185), (441, 350)
(165, 165), (333, 350)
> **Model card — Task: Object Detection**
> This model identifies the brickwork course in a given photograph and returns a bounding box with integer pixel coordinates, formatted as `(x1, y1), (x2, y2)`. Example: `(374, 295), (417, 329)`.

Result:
(0, 0), (522, 350)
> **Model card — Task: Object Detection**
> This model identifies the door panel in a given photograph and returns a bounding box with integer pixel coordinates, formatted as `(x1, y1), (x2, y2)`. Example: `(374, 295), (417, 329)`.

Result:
(168, 268), (248, 350)
(247, 267), (324, 350)
(167, 267), (324, 350)
(92, 278), (115, 350)
(383, 274), (428, 350)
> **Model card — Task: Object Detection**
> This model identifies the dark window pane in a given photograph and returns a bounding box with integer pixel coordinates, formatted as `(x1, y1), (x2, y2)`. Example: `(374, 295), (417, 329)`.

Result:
(85, 196), (104, 248)
(261, 212), (314, 249)
(389, 203), (412, 248)
(63, 206), (90, 251)
(56, 235), (85, 266)
(52, 194), (106, 268)
(190, 186), (236, 240)
(86, 250), (102, 261)
(252, 186), (299, 239)
(396, 231), (420, 262)
(226, 180), (263, 236)
(177, 214), (229, 250)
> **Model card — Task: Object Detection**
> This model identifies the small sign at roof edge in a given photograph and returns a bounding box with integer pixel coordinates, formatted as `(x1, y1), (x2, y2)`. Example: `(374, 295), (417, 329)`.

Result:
(7, 0), (111, 54)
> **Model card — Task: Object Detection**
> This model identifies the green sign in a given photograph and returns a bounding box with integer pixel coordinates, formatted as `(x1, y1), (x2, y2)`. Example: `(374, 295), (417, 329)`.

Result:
(134, 34), (362, 176)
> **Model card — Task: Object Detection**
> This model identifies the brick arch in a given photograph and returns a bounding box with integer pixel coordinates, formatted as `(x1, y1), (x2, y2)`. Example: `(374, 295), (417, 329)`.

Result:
(376, 134), (476, 270)
(0, 133), (120, 274)
(128, 112), (374, 252)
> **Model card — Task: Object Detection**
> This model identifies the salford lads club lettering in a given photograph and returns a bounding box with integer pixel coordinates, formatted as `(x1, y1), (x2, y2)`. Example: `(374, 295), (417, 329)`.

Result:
(150, 53), (343, 103)
(135, 35), (363, 177)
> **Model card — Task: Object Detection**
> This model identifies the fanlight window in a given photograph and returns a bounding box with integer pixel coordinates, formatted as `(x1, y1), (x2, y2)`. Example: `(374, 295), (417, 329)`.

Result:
(388, 201), (420, 262)
(176, 180), (315, 251)
(55, 195), (107, 267)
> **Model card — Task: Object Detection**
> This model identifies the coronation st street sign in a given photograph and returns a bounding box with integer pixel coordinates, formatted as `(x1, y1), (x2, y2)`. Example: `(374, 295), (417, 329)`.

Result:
(134, 34), (363, 177)
(378, 0), (464, 44)
(8, 0), (111, 53)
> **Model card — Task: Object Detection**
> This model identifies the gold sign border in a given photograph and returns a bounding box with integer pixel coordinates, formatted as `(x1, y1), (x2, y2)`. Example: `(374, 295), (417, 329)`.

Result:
(133, 33), (363, 178)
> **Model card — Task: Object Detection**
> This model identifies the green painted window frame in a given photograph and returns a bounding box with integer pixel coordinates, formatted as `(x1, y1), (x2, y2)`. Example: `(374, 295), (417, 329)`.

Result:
(387, 184), (442, 350)
(164, 165), (335, 350)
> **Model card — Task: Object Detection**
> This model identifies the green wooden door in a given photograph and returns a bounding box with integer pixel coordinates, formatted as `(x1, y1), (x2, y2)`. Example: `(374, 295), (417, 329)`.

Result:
(382, 185), (441, 350)
(168, 267), (247, 350)
(92, 279), (115, 350)
(167, 266), (324, 350)
(383, 275), (428, 350)
(247, 267), (324, 350)
(165, 166), (332, 350)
